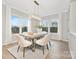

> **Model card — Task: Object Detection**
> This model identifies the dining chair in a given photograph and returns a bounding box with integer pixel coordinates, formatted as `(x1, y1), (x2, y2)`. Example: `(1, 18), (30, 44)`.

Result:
(15, 34), (32, 57)
(35, 34), (51, 54)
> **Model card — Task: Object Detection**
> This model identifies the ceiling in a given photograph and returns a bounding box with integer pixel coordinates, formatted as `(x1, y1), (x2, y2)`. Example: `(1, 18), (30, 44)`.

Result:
(3, 0), (70, 17)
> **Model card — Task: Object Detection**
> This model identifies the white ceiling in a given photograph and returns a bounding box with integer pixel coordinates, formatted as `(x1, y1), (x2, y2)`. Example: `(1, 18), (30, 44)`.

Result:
(3, 0), (70, 17)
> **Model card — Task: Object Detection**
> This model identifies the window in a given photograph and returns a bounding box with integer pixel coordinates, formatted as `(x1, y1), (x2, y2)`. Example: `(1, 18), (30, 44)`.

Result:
(50, 21), (58, 33)
(11, 26), (19, 33)
(42, 27), (48, 32)
(11, 16), (28, 34)
(40, 19), (58, 33)
(22, 27), (27, 32)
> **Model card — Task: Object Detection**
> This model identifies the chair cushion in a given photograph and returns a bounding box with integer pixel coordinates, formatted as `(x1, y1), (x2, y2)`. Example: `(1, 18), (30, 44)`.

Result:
(23, 40), (32, 47)
(36, 39), (45, 46)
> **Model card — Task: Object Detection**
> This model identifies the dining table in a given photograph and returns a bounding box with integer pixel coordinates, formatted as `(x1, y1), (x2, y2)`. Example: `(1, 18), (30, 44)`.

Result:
(20, 32), (47, 52)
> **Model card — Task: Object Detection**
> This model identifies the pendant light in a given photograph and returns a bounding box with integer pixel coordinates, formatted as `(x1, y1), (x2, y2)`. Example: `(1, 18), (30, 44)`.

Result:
(29, 0), (41, 20)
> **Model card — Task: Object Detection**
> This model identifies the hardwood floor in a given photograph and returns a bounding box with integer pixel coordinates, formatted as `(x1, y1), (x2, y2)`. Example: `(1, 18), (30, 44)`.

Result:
(45, 40), (72, 59)
(2, 40), (72, 59)
(2, 42), (17, 59)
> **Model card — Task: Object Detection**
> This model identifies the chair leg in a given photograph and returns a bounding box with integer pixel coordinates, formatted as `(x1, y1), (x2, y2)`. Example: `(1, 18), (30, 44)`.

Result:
(23, 47), (26, 57)
(46, 44), (49, 50)
(17, 46), (20, 52)
(42, 46), (44, 54)
(49, 41), (51, 46)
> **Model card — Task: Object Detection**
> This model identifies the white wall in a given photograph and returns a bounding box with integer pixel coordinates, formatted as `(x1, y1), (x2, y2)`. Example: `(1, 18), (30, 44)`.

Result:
(2, 5), (13, 45)
(69, 1), (76, 33)
(62, 12), (69, 40)
(68, 1), (76, 59)
(2, 5), (6, 43)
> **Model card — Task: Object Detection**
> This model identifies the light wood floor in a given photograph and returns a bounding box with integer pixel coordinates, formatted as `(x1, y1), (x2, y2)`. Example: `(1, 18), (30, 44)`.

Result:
(2, 40), (72, 59)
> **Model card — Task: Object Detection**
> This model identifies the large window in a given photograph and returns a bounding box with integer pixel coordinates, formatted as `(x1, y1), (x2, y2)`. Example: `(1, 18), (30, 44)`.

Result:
(40, 19), (58, 33)
(11, 16), (28, 34)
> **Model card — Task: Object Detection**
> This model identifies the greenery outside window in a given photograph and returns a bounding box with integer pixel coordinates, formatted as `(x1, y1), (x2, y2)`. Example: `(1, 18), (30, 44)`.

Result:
(50, 22), (58, 33)
(42, 27), (48, 32)
(40, 19), (48, 32)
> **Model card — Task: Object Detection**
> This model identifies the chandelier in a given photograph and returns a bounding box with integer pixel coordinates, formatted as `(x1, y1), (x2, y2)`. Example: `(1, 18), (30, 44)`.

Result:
(29, 0), (41, 20)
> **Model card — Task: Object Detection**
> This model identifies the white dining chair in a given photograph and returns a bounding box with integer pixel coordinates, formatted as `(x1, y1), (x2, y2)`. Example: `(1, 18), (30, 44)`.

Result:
(35, 34), (51, 54)
(15, 34), (32, 57)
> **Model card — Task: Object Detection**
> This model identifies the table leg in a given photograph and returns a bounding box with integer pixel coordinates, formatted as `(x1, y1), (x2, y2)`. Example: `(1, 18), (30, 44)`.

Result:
(32, 39), (35, 52)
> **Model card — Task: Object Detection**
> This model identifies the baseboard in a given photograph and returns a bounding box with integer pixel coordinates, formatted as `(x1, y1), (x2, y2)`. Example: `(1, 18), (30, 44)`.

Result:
(2, 40), (17, 46)
(51, 38), (68, 42)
